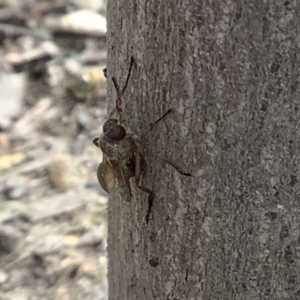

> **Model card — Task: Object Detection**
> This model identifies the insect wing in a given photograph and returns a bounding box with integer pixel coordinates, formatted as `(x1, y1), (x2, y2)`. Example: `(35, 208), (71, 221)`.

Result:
(97, 159), (115, 193)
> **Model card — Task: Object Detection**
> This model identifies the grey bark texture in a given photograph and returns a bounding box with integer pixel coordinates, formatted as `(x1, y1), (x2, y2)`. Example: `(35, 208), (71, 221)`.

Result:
(106, 1), (300, 299)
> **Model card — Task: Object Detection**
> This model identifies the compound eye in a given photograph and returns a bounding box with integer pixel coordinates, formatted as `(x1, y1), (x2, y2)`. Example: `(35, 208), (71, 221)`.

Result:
(103, 118), (117, 133)
(103, 118), (126, 141)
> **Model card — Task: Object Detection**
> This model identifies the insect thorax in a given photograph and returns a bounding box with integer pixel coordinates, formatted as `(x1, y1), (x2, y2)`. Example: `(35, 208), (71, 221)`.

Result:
(99, 135), (134, 162)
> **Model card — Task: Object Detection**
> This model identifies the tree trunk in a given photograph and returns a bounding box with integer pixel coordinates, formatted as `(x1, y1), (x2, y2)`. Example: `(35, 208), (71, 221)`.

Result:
(106, 1), (300, 299)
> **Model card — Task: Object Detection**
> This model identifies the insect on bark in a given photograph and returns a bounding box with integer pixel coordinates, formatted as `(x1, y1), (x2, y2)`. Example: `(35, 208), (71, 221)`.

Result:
(93, 57), (190, 223)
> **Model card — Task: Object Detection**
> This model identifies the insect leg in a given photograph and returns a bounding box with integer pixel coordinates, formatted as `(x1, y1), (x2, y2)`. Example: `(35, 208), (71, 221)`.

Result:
(136, 183), (153, 224)
(158, 157), (192, 176)
(146, 109), (173, 134)
(143, 109), (192, 177)
(133, 146), (154, 223)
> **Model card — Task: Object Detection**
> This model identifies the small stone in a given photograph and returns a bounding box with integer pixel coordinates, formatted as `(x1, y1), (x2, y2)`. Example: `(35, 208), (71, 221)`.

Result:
(49, 153), (75, 192)
(0, 270), (8, 284)
(0, 225), (21, 255)
(3, 176), (27, 200)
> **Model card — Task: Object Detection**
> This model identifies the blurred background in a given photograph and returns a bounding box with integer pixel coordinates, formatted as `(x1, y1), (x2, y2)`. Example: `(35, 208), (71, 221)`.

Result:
(0, 0), (109, 299)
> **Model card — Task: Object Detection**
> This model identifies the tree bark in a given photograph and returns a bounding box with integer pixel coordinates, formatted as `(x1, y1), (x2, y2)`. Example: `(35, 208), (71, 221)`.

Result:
(106, 1), (300, 299)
